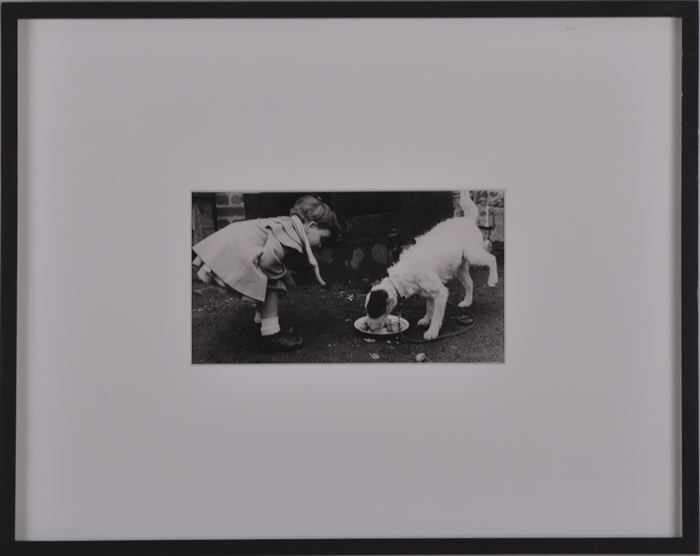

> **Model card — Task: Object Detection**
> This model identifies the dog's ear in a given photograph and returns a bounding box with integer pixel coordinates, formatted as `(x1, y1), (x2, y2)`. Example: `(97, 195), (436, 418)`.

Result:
(366, 289), (388, 318)
(365, 279), (380, 294)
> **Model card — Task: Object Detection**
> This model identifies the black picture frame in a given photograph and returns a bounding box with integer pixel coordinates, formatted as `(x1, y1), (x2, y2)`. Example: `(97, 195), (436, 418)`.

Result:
(1, 1), (698, 554)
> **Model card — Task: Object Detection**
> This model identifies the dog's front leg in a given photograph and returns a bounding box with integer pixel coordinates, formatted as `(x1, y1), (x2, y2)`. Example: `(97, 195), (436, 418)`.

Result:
(417, 297), (434, 327)
(424, 287), (448, 340)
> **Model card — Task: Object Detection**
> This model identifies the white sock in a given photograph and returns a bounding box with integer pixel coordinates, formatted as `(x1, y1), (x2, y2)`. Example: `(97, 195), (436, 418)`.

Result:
(260, 317), (280, 337)
(254, 310), (262, 324)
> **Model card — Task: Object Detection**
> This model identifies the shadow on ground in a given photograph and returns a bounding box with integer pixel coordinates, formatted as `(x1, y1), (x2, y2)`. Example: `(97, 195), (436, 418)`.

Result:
(192, 258), (504, 365)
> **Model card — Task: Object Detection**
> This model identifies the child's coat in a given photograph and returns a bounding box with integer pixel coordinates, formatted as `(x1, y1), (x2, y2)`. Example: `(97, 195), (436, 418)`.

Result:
(192, 216), (307, 302)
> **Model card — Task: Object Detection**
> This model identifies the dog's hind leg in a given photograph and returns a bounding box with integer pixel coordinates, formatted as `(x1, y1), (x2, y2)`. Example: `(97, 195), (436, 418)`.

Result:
(457, 262), (474, 308)
(466, 249), (499, 287)
(417, 297), (434, 327)
(424, 286), (449, 340)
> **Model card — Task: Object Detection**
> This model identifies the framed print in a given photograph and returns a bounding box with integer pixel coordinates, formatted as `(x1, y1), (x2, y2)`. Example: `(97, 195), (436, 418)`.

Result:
(1, 1), (698, 554)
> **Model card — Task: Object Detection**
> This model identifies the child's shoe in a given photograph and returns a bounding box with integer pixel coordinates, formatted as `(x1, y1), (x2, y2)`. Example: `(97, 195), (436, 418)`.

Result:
(260, 331), (303, 352)
(456, 314), (475, 326)
(196, 264), (213, 284)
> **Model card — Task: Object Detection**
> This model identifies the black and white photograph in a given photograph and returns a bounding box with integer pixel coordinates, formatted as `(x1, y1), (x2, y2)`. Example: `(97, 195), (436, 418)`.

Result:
(191, 190), (505, 363)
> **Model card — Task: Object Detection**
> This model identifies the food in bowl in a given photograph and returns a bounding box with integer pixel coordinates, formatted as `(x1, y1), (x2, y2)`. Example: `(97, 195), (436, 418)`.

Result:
(354, 315), (409, 336)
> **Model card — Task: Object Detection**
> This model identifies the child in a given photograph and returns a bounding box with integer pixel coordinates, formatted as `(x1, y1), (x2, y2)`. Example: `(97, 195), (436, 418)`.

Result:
(192, 195), (341, 352)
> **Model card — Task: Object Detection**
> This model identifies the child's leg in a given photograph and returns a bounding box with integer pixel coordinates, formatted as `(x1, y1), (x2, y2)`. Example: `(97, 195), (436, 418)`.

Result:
(257, 288), (303, 351)
(254, 304), (262, 324)
(259, 290), (280, 336)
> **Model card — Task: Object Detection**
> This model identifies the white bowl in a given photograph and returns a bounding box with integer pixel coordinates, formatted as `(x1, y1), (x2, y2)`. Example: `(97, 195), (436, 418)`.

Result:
(354, 315), (410, 337)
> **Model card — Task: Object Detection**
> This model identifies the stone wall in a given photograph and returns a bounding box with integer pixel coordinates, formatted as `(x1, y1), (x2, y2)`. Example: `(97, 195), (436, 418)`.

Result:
(191, 194), (216, 246)
(215, 192), (246, 229)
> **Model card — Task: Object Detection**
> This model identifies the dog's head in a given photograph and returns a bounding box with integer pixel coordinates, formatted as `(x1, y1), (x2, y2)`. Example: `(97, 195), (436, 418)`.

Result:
(364, 279), (398, 331)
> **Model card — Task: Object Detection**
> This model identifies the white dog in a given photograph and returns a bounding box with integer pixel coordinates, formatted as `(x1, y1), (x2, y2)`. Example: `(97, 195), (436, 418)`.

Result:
(364, 194), (498, 340)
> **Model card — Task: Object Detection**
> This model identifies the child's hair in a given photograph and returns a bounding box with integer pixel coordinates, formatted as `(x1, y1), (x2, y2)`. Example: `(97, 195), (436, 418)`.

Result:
(290, 195), (342, 237)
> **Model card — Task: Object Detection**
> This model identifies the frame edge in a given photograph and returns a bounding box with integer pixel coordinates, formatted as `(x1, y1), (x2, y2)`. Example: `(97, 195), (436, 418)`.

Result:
(0, 0), (19, 552)
(0, 2), (697, 554)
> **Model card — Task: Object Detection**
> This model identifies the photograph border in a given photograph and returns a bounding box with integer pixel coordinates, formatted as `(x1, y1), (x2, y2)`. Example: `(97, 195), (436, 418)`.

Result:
(2, 2), (698, 554)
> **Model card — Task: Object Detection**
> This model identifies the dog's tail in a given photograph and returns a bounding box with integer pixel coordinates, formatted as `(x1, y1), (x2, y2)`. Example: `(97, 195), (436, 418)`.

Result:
(459, 191), (480, 222)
